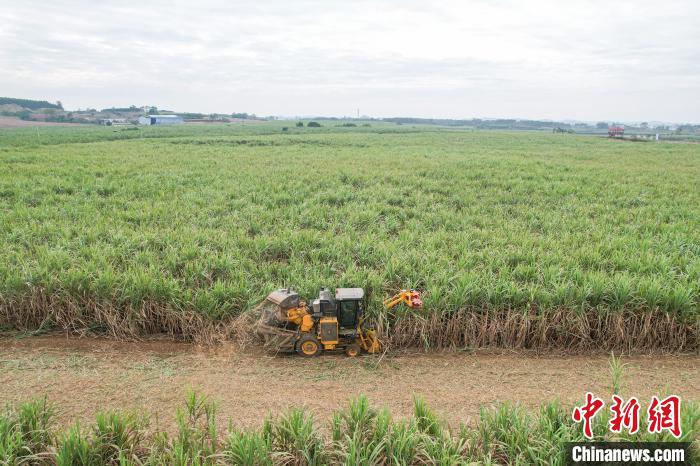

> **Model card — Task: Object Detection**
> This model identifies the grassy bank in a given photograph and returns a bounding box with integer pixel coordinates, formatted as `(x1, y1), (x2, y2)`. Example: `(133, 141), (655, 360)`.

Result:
(0, 124), (698, 348)
(1, 393), (697, 465)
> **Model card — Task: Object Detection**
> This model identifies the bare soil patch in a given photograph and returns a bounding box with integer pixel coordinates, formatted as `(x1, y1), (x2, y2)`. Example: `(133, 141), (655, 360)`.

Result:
(1, 335), (697, 431)
(0, 116), (85, 128)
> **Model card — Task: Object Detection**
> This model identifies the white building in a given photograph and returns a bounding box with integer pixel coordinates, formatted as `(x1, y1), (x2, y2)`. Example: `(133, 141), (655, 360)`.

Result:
(138, 115), (184, 125)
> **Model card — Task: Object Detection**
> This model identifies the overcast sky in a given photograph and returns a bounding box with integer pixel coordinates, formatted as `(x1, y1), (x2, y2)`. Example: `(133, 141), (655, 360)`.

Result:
(1, 0), (698, 122)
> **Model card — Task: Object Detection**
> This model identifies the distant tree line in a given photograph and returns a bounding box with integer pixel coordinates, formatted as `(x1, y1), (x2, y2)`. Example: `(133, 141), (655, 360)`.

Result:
(232, 112), (255, 119)
(0, 97), (62, 110)
(290, 121), (325, 128)
(383, 117), (477, 126)
(100, 105), (142, 113)
(382, 117), (580, 130)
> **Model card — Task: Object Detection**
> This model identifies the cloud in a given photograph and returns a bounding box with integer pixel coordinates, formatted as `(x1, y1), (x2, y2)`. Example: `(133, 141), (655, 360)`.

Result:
(0, 0), (698, 121)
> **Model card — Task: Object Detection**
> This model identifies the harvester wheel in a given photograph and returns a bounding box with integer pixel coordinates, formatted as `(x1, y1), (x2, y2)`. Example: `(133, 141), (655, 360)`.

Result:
(345, 343), (361, 357)
(296, 335), (321, 357)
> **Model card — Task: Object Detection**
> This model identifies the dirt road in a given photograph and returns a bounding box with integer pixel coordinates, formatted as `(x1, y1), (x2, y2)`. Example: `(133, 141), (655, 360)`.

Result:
(1, 335), (698, 430)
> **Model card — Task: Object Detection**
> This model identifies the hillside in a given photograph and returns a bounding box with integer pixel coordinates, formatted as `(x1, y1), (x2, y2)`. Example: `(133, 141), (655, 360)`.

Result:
(0, 97), (62, 111)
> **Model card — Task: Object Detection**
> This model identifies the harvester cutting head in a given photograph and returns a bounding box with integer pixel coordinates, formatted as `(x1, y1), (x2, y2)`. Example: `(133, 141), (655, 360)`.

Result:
(383, 290), (423, 310)
(406, 290), (423, 308)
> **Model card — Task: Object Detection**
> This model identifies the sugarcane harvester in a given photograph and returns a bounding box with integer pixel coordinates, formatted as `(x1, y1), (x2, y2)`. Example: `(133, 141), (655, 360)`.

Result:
(255, 288), (422, 357)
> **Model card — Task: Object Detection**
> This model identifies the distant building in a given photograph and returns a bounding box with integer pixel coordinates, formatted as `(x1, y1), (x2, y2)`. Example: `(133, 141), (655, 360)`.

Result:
(99, 118), (129, 126)
(138, 115), (183, 125)
(608, 126), (624, 138)
(29, 113), (53, 121)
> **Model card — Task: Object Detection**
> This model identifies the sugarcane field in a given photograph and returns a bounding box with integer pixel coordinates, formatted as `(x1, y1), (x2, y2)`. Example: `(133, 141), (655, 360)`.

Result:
(1, 2), (699, 464)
